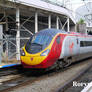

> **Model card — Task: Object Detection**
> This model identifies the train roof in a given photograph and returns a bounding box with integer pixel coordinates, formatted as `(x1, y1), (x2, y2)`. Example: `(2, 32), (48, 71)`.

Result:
(37, 28), (92, 37)
(38, 28), (67, 37)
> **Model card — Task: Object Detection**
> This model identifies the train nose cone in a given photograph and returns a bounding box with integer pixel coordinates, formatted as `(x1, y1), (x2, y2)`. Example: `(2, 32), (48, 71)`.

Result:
(31, 57), (33, 61)
(21, 55), (46, 65)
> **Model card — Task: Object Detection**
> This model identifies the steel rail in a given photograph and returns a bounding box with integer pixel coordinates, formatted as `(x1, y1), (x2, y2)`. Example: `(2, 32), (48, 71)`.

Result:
(55, 62), (92, 92)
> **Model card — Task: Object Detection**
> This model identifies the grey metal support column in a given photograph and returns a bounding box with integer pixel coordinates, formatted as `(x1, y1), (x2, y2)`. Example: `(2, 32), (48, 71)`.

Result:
(56, 16), (59, 29)
(67, 17), (70, 32)
(35, 12), (38, 33)
(16, 8), (20, 60)
(75, 24), (77, 32)
(0, 25), (3, 64)
(5, 15), (8, 31)
(48, 14), (51, 29)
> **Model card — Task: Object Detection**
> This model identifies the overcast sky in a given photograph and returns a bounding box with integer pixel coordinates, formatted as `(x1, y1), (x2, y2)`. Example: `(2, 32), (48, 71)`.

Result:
(50, 0), (91, 11)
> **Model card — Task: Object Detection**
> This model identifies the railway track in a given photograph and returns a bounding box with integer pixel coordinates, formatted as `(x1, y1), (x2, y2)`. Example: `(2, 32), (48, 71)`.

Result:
(0, 64), (55, 92)
(0, 57), (92, 92)
(0, 64), (22, 76)
(55, 58), (92, 92)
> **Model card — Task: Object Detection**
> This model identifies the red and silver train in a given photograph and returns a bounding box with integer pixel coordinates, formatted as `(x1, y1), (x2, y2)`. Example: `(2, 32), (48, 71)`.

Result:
(21, 29), (92, 70)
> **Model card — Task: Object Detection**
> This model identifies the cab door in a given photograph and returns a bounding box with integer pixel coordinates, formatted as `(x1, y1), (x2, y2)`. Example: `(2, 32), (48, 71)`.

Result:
(55, 35), (62, 58)
(70, 36), (80, 62)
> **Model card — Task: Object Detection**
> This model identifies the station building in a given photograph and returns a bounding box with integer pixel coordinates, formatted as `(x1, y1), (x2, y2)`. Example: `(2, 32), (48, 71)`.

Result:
(76, 2), (92, 34)
(0, 0), (75, 65)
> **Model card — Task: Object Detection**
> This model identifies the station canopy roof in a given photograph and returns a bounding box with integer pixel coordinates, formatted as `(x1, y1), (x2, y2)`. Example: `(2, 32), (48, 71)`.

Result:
(9, 0), (76, 24)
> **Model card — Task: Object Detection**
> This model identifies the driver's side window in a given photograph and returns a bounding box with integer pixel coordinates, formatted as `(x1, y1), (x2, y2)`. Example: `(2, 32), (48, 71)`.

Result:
(56, 36), (60, 44)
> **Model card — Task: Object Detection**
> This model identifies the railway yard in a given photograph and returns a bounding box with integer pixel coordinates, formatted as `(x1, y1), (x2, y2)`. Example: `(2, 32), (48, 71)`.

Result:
(0, 58), (92, 92)
(0, 0), (92, 92)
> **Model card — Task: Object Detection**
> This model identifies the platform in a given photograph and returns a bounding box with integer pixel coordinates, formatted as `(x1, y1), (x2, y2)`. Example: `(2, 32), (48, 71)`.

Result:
(81, 82), (92, 92)
(0, 63), (21, 68)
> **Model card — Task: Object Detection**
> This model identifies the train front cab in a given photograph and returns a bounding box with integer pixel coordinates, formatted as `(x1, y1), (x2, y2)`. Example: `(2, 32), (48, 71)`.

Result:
(21, 31), (63, 69)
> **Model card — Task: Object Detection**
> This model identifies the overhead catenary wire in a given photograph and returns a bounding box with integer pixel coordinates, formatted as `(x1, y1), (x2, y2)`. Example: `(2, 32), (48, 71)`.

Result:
(82, 0), (90, 12)
(81, 0), (92, 23)
(67, 8), (85, 22)
(65, 0), (92, 24)
(69, 4), (92, 24)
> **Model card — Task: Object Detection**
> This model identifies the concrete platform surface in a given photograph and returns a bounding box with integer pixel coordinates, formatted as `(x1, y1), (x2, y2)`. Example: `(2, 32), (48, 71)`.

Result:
(81, 82), (92, 92)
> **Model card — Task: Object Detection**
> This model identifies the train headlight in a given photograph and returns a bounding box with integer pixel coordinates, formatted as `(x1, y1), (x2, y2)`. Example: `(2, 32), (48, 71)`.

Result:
(21, 49), (25, 56)
(41, 49), (50, 56)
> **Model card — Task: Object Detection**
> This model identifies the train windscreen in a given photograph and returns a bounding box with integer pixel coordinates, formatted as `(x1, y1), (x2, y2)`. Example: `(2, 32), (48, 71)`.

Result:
(25, 33), (52, 54)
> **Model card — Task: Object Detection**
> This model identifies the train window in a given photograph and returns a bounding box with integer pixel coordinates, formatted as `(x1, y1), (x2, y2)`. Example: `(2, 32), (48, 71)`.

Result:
(56, 36), (60, 44)
(80, 41), (92, 47)
(80, 41), (84, 47)
(25, 34), (53, 54)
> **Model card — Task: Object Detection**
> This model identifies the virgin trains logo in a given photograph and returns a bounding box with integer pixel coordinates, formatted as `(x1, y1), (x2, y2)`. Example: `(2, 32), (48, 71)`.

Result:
(31, 57), (33, 61)
(69, 42), (74, 53)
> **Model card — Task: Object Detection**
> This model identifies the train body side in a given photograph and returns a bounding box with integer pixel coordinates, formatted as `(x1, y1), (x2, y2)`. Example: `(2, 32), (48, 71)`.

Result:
(78, 36), (92, 60)
(59, 34), (92, 63)
(21, 29), (92, 69)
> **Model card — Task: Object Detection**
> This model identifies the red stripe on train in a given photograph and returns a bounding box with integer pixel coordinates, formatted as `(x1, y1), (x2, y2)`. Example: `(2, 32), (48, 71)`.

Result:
(22, 34), (66, 68)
